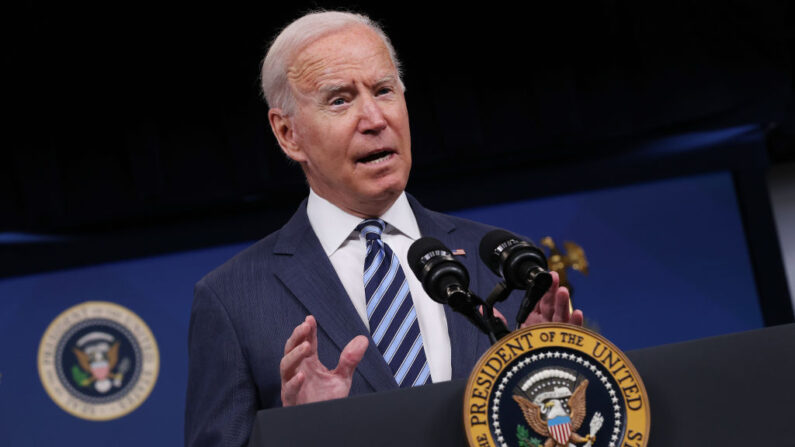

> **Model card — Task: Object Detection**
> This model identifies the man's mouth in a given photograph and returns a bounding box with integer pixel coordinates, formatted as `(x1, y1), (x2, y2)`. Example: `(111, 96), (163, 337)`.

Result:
(357, 150), (395, 165)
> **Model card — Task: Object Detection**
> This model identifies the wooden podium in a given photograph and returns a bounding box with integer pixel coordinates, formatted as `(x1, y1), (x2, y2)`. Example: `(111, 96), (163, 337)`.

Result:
(249, 323), (795, 446)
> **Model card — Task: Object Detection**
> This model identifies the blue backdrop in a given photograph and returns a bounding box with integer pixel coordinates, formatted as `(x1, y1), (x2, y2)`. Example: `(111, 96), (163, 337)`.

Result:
(0, 170), (761, 445)
(450, 171), (761, 348)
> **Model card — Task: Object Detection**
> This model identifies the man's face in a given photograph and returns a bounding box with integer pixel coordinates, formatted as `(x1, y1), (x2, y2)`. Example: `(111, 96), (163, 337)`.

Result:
(271, 25), (411, 217)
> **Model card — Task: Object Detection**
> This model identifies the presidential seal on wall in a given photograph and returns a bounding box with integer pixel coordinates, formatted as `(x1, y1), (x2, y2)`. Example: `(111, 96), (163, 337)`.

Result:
(464, 324), (649, 447)
(37, 301), (159, 421)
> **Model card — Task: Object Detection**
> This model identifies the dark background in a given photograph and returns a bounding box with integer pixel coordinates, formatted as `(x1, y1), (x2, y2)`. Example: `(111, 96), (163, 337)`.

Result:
(4, 1), (794, 321)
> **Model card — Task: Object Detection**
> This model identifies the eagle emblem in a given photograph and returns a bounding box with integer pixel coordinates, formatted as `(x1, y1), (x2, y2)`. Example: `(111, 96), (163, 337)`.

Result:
(513, 368), (604, 447)
(71, 331), (131, 393)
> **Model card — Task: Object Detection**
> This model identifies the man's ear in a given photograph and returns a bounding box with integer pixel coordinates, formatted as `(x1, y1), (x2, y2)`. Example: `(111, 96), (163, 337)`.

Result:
(268, 108), (306, 162)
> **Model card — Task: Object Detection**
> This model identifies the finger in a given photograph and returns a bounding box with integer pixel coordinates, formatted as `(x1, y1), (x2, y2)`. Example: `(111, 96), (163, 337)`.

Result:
(492, 307), (508, 326)
(280, 340), (311, 380)
(550, 270), (560, 288)
(522, 271), (560, 327)
(569, 309), (584, 326)
(539, 292), (554, 321)
(334, 335), (369, 379)
(538, 272), (560, 321)
(281, 370), (305, 407)
(306, 315), (318, 354)
(552, 286), (570, 323)
(520, 311), (546, 328)
(284, 316), (312, 355)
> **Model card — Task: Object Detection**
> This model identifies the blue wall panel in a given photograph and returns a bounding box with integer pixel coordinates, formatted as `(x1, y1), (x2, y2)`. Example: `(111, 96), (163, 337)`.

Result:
(450, 171), (762, 350)
(0, 244), (248, 445)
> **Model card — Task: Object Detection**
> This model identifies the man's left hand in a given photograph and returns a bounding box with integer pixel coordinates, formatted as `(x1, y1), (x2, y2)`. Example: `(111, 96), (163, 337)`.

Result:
(520, 271), (583, 327)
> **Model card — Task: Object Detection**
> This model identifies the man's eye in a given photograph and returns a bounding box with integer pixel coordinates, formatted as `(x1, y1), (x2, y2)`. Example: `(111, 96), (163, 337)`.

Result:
(376, 87), (393, 96)
(331, 98), (346, 106)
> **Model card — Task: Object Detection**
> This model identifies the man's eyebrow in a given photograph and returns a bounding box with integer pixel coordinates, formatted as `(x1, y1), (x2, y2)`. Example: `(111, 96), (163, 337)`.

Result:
(315, 75), (398, 99)
(318, 83), (354, 96)
(373, 75), (398, 86)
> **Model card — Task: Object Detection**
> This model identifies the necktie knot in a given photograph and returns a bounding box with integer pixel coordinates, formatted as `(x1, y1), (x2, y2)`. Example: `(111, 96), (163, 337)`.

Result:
(357, 218), (385, 242)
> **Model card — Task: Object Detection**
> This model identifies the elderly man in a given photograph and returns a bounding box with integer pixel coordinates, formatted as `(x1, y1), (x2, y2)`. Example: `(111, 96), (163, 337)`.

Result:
(185, 10), (583, 446)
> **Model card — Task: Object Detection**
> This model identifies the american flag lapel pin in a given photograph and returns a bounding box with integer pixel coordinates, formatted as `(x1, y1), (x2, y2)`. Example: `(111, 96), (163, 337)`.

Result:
(452, 248), (466, 256)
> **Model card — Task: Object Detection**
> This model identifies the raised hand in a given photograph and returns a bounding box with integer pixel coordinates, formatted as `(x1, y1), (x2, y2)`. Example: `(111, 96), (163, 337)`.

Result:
(520, 271), (584, 327)
(280, 315), (369, 406)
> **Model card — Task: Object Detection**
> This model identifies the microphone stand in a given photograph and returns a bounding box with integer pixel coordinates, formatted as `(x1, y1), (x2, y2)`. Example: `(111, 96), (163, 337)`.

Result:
(514, 272), (552, 330)
(480, 282), (512, 343)
(446, 286), (508, 345)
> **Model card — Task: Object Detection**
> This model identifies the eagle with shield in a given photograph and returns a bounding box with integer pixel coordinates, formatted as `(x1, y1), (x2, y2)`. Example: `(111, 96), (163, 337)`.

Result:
(71, 331), (130, 393)
(513, 368), (604, 447)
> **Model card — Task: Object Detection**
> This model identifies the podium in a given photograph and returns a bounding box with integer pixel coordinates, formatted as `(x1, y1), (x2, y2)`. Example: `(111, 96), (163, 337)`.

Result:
(249, 323), (795, 446)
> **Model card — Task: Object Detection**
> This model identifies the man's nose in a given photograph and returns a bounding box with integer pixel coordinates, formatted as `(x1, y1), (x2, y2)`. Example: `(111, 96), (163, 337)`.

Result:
(357, 94), (387, 134)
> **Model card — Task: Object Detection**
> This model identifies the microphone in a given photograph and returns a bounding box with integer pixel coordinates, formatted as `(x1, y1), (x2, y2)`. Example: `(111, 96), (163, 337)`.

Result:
(479, 229), (551, 290)
(407, 237), (471, 306)
(478, 230), (553, 327)
(407, 237), (490, 335)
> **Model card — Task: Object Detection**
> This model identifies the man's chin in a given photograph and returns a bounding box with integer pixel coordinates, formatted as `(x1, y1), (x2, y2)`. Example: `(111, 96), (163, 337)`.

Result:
(364, 188), (401, 203)
(348, 187), (405, 217)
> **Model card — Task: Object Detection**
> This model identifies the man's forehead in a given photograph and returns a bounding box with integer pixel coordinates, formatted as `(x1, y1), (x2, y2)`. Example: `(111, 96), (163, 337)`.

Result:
(294, 24), (383, 56)
(287, 26), (396, 89)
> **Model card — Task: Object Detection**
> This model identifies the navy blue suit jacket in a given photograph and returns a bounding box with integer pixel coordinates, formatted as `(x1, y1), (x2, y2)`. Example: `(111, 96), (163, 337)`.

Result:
(185, 195), (522, 446)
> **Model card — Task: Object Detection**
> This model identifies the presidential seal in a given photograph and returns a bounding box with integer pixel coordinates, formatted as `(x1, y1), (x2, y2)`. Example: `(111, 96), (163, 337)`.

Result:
(37, 301), (159, 421)
(464, 324), (649, 447)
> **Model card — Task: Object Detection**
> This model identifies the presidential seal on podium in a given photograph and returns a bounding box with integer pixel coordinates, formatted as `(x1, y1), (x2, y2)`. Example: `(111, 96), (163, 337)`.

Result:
(463, 324), (649, 447)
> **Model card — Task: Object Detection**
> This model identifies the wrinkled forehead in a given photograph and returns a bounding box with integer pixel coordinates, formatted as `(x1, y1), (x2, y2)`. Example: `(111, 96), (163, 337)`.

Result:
(286, 25), (396, 92)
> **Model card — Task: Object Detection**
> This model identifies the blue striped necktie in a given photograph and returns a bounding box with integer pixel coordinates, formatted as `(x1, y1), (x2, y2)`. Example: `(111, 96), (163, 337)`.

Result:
(357, 218), (430, 387)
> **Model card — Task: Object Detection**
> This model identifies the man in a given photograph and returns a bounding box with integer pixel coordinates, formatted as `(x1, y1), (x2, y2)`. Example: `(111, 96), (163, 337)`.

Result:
(186, 10), (583, 446)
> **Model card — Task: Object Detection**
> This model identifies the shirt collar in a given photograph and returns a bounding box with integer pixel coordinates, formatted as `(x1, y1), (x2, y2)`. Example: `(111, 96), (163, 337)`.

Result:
(306, 189), (421, 256)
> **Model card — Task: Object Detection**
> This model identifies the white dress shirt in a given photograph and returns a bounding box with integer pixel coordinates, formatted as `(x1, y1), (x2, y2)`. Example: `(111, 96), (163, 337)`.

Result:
(306, 189), (452, 383)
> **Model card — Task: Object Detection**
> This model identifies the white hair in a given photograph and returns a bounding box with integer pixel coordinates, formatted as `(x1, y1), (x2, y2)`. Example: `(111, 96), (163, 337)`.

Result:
(260, 10), (404, 114)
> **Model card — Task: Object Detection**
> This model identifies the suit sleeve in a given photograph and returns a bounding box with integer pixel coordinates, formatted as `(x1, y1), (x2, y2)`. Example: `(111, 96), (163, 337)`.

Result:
(185, 279), (260, 447)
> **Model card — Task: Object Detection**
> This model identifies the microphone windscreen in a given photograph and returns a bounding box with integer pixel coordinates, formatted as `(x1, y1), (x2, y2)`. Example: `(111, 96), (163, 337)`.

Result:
(478, 229), (518, 275)
(407, 237), (450, 279)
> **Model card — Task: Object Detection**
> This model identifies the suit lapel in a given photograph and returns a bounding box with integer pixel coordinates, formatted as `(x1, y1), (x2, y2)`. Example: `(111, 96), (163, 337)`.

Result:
(408, 195), (486, 379)
(272, 201), (398, 393)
